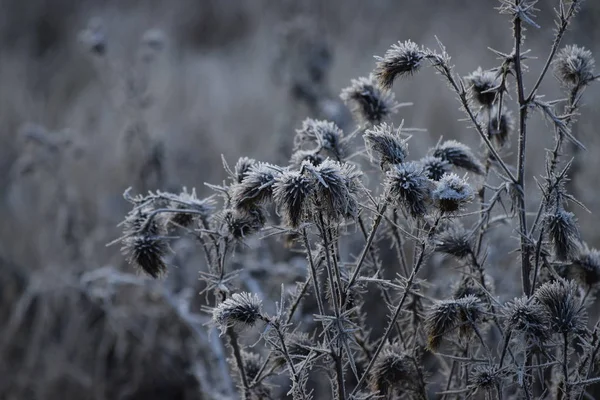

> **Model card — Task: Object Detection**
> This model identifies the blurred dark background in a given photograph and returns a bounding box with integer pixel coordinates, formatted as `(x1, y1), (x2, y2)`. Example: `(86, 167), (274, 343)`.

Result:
(1, 0), (600, 399)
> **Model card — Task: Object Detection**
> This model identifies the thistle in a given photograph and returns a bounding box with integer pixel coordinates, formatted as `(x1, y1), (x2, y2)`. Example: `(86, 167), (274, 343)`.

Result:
(121, 234), (169, 278)
(374, 40), (426, 89)
(420, 156), (451, 181)
(369, 343), (422, 397)
(432, 140), (484, 175)
(534, 280), (587, 335)
(213, 292), (264, 333)
(544, 207), (581, 261)
(293, 118), (346, 160)
(290, 149), (323, 168)
(503, 297), (551, 343)
(168, 188), (214, 228)
(569, 244), (600, 287)
(425, 295), (484, 350)
(340, 74), (397, 125)
(363, 122), (408, 170)
(488, 109), (515, 148)
(385, 161), (432, 218)
(434, 222), (472, 259)
(431, 173), (474, 213)
(465, 67), (499, 108)
(231, 162), (282, 210)
(232, 157), (257, 184)
(273, 169), (314, 228)
(553, 45), (596, 87)
(222, 207), (266, 239)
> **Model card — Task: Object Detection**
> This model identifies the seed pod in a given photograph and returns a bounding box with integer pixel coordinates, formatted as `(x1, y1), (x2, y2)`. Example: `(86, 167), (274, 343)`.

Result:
(432, 140), (484, 175)
(432, 173), (474, 213)
(385, 162), (432, 218)
(213, 292), (263, 333)
(465, 67), (499, 107)
(374, 40), (425, 89)
(340, 75), (396, 125)
(231, 162), (281, 210)
(544, 207), (581, 261)
(503, 296), (551, 343)
(553, 45), (596, 87)
(121, 234), (169, 278)
(420, 156), (451, 181)
(534, 280), (587, 335)
(273, 170), (314, 228)
(364, 122), (408, 170)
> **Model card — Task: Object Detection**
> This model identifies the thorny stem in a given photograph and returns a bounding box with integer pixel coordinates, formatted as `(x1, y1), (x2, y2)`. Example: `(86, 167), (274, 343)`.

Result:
(564, 333), (571, 400)
(226, 327), (250, 399)
(512, 0), (533, 297)
(345, 201), (388, 300)
(350, 217), (440, 396)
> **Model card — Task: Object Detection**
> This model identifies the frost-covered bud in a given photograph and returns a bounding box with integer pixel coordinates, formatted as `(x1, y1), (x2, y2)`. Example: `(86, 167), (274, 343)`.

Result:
(503, 297), (551, 343)
(432, 173), (474, 213)
(553, 45), (596, 87)
(544, 207), (581, 261)
(121, 234), (169, 278)
(534, 280), (587, 335)
(374, 40), (425, 89)
(385, 162), (432, 218)
(222, 208), (266, 239)
(432, 140), (484, 175)
(488, 109), (515, 148)
(434, 222), (472, 259)
(425, 295), (484, 350)
(308, 159), (362, 222)
(470, 366), (504, 394)
(369, 343), (422, 397)
(340, 75), (397, 125)
(420, 156), (451, 181)
(213, 292), (263, 333)
(169, 188), (214, 228)
(273, 170), (314, 228)
(364, 123), (408, 170)
(293, 118), (346, 160)
(233, 157), (256, 184)
(231, 162), (282, 210)
(465, 67), (499, 107)
(569, 245), (600, 287)
(290, 149), (323, 168)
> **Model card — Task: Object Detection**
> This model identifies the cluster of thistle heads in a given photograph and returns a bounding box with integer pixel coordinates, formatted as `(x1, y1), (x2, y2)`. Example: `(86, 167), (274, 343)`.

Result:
(108, 4), (600, 398)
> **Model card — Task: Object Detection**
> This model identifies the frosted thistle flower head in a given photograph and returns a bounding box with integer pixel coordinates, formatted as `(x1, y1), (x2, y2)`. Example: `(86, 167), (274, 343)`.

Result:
(122, 206), (166, 237)
(488, 109), (515, 148)
(553, 45), (596, 87)
(273, 170), (314, 229)
(432, 140), (484, 175)
(308, 159), (362, 222)
(385, 161), (432, 218)
(534, 280), (588, 335)
(169, 188), (214, 228)
(369, 343), (421, 397)
(425, 295), (484, 350)
(231, 162), (281, 210)
(232, 157), (256, 184)
(221, 207), (266, 240)
(434, 222), (472, 259)
(290, 149), (323, 168)
(465, 67), (499, 107)
(340, 74), (397, 125)
(374, 40), (426, 89)
(544, 207), (581, 261)
(569, 244), (600, 287)
(503, 297), (551, 343)
(363, 122), (409, 170)
(293, 118), (346, 160)
(121, 234), (169, 278)
(470, 366), (504, 394)
(213, 292), (263, 333)
(420, 155), (451, 181)
(432, 173), (474, 213)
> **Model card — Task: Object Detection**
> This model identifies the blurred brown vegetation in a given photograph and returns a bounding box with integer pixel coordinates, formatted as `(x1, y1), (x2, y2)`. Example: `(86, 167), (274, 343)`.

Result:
(1, 0), (600, 399)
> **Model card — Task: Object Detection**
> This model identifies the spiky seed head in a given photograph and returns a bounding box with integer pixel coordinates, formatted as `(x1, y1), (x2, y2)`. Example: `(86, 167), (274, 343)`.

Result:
(310, 159), (362, 222)
(213, 292), (263, 333)
(374, 40), (425, 89)
(425, 295), (484, 350)
(121, 235), (169, 278)
(340, 74), (397, 125)
(465, 67), (499, 107)
(569, 245), (600, 287)
(432, 173), (474, 213)
(544, 207), (581, 261)
(434, 222), (472, 258)
(470, 365), (503, 393)
(363, 122), (409, 170)
(289, 149), (323, 168)
(534, 280), (588, 335)
(273, 170), (314, 228)
(293, 118), (346, 160)
(432, 140), (484, 175)
(169, 188), (214, 228)
(488, 109), (515, 148)
(122, 206), (166, 237)
(233, 157), (257, 184)
(553, 45), (596, 87)
(369, 343), (420, 396)
(385, 162), (432, 218)
(420, 155), (451, 181)
(222, 208), (266, 239)
(503, 297), (551, 343)
(231, 162), (281, 210)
